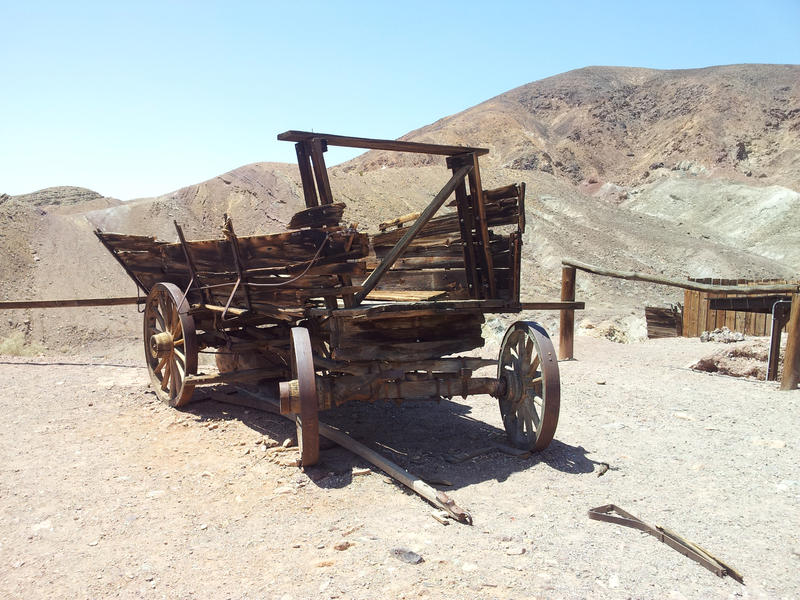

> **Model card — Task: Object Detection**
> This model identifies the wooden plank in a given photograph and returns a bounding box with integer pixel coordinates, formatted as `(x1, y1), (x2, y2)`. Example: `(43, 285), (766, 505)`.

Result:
(366, 290), (447, 302)
(697, 291), (709, 334)
(465, 153), (496, 298)
(288, 203), (345, 229)
(755, 310), (767, 336)
(735, 308), (746, 334)
(453, 171), (480, 298)
(559, 266), (576, 359)
(294, 142), (318, 207)
(684, 290), (698, 337)
(278, 130), (489, 156)
(371, 200), (518, 248)
(379, 212), (420, 231)
(645, 307), (680, 338)
(310, 138), (334, 205)
(332, 337), (484, 362)
(354, 165), (473, 305)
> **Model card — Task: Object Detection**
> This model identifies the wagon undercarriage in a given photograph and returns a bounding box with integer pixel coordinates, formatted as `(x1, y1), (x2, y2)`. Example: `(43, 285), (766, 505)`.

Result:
(96, 131), (568, 466)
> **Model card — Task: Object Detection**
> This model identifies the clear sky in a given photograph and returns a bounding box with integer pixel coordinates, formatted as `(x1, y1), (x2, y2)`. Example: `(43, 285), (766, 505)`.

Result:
(1, 0), (798, 199)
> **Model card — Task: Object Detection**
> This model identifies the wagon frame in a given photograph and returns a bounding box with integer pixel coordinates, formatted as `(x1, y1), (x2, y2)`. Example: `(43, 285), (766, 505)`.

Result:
(96, 131), (579, 466)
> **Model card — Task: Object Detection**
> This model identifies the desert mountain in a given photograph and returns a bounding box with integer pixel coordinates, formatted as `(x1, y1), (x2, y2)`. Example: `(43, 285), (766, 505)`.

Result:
(344, 64), (800, 190)
(1, 64), (797, 354)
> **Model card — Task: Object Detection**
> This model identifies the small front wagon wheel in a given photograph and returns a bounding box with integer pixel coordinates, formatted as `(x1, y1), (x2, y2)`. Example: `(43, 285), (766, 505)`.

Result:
(497, 321), (560, 451)
(143, 282), (198, 407)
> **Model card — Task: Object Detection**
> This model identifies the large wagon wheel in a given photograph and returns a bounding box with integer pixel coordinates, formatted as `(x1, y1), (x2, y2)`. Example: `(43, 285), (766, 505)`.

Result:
(143, 282), (198, 407)
(279, 327), (319, 467)
(497, 321), (560, 451)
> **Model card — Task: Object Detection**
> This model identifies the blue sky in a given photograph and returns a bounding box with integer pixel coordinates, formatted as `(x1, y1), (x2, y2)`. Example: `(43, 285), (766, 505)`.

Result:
(1, 0), (798, 199)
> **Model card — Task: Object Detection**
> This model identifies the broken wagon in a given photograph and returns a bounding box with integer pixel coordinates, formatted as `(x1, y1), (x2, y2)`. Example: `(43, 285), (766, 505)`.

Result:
(95, 131), (570, 466)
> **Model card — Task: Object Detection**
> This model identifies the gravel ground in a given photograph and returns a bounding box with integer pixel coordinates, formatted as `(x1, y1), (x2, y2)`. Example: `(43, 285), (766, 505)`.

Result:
(1, 334), (798, 599)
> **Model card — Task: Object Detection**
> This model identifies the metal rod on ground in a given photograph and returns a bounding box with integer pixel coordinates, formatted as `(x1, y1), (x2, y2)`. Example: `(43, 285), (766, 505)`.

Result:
(224, 386), (473, 524)
(563, 259), (800, 294)
(780, 294), (800, 390)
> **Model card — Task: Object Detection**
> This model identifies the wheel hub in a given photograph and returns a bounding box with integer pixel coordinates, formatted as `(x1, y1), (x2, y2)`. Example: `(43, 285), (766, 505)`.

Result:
(149, 331), (174, 358)
(501, 371), (523, 408)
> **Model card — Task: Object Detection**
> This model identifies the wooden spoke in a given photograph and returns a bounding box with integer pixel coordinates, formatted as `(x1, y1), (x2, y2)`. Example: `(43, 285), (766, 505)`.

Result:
(154, 309), (166, 331)
(173, 347), (186, 365)
(154, 355), (168, 375)
(171, 356), (184, 385)
(161, 360), (171, 391)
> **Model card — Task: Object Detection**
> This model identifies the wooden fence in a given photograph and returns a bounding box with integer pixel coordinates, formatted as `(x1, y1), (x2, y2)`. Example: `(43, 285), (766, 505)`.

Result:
(682, 278), (797, 338)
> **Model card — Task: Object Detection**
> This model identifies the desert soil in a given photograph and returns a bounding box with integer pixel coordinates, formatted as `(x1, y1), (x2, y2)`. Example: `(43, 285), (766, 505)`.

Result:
(1, 333), (798, 600)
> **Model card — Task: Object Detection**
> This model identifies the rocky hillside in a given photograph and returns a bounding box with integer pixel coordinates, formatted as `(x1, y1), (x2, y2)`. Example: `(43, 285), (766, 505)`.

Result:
(344, 64), (800, 190)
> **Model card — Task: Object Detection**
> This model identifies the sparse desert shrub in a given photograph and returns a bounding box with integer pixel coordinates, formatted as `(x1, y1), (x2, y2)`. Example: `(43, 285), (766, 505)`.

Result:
(0, 331), (45, 356)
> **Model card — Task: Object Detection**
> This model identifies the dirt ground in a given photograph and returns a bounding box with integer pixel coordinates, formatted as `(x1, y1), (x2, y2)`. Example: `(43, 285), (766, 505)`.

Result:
(1, 334), (798, 600)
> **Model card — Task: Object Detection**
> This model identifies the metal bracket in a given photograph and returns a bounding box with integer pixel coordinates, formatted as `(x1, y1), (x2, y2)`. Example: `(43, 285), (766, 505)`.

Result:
(588, 504), (743, 584)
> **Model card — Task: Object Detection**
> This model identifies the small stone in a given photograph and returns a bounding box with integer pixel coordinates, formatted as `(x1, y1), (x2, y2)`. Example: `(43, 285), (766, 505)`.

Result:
(88, 540), (99, 546)
(672, 412), (693, 421)
(596, 380), (606, 385)
(391, 548), (424, 564)
(31, 519), (52, 532)
(282, 438), (295, 448)
(352, 467), (371, 476)
(208, 422), (219, 430)
(316, 560), (335, 568)
(505, 546), (526, 555)
(199, 524), (207, 530)
(334, 541), (353, 551)
(273, 486), (295, 495)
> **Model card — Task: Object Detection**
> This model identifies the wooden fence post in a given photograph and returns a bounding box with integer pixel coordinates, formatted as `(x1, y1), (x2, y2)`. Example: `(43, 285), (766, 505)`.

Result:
(780, 294), (800, 390)
(559, 266), (576, 360)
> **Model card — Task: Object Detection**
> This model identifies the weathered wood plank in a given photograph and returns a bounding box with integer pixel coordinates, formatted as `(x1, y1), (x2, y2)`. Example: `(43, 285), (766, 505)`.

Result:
(354, 165), (472, 305)
(278, 130), (489, 156)
(365, 290), (447, 301)
(288, 203), (345, 229)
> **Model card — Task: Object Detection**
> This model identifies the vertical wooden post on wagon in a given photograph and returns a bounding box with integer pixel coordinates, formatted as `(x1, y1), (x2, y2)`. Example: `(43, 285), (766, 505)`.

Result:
(559, 265), (576, 360)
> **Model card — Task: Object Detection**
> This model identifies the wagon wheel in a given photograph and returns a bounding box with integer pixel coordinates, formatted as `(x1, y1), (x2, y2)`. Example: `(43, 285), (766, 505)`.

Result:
(497, 321), (560, 451)
(143, 282), (198, 407)
(287, 327), (319, 467)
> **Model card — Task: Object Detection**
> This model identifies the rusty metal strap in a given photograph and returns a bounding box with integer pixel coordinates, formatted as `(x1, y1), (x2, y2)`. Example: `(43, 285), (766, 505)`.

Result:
(588, 504), (744, 584)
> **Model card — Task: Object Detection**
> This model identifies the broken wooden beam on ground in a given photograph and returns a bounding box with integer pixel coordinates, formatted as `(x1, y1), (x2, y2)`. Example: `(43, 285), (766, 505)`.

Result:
(218, 386), (473, 524)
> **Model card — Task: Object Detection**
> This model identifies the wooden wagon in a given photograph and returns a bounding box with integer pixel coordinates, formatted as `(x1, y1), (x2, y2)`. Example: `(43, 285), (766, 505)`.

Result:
(95, 131), (572, 466)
